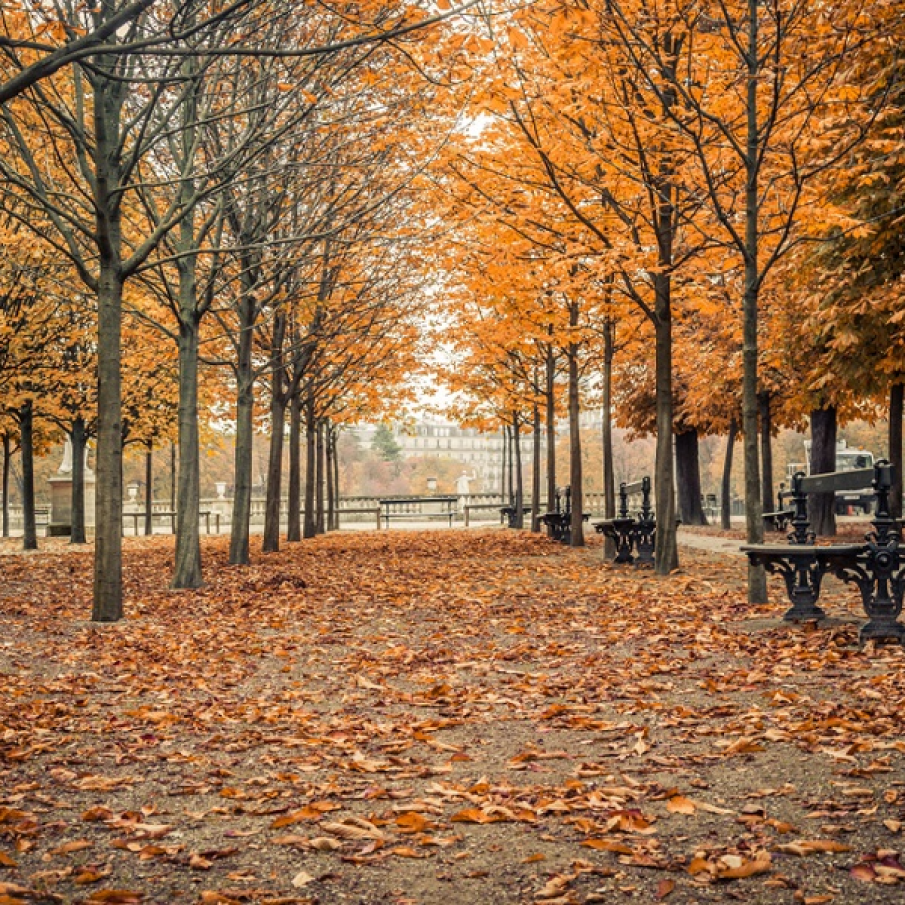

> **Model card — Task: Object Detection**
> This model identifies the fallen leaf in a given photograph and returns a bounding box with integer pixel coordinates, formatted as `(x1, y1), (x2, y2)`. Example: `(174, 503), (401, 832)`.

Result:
(666, 796), (695, 815)
(291, 870), (315, 888)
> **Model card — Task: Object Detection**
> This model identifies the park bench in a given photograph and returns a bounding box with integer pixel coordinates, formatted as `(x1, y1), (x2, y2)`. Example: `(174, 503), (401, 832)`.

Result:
(540, 487), (588, 545)
(762, 485), (794, 532)
(500, 504), (531, 528)
(741, 462), (905, 644)
(593, 476), (656, 566)
(123, 509), (216, 535)
(379, 496), (458, 529)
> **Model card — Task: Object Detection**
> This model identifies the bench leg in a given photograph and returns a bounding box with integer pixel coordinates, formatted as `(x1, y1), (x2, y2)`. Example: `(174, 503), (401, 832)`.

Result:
(613, 534), (634, 564)
(774, 561), (827, 622)
(847, 570), (905, 643)
(633, 522), (656, 567)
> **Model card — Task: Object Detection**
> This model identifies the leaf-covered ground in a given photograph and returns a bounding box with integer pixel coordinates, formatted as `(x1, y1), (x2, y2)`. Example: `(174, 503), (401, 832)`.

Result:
(1, 529), (904, 905)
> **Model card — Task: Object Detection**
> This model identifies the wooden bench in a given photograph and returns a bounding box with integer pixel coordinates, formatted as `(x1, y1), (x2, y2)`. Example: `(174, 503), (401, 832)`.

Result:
(742, 462), (904, 644)
(593, 477), (656, 566)
(123, 510), (216, 535)
(379, 496), (458, 529)
(540, 487), (588, 545)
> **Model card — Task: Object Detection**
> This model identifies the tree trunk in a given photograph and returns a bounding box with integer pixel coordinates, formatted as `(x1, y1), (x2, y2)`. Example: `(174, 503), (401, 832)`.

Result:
(2, 434), (10, 537)
(316, 420), (325, 535)
(303, 395), (316, 538)
(263, 311), (287, 553)
(546, 342), (556, 511)
(759, 391), (775, 513)
(512, 412), (524, 528)
(170, 442), (177, 513)
(741, 0), (766, 603)
(173, 304), (203, 586)
(653, 290), (678, 572)
(531, 400), (541, 531)
(287, 390), (302, 541)
(171, 81), (203, 585)
(228, 289), (255, 566)
(675, 428), (707, 526)
(20, 401), (37, 551)
(143, 444), (152, 536)
(500, 425), (509, 502)
(809, 406), (837, 536)
(92, 263), (125, 620)
(71, 417), (87, 544)
(602, 319), (616, 558)
(326, 423), (336, 531)
(721, 419), (738, 530)
(262, 390), (286, 553)
(568, 307), (584, 547)
(508, 425), (516, 504)
(331, 426), (340, 530)
(650, 41), (680, 574)
(889, 382), (903, 520)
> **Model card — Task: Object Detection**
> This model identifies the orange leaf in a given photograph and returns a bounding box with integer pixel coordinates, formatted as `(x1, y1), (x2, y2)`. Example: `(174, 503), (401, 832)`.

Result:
(580, 839), (633, 855)
(656, 879), (675, 899)
(666, 796), (696, 815)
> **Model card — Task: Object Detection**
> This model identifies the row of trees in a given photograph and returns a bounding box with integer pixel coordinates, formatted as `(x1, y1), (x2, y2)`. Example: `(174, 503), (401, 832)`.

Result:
(0, 0), (471, 619)
(429, 0), (905, 599)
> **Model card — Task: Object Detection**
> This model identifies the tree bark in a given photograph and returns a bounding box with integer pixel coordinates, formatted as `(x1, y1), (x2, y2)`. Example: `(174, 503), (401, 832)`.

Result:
(721, 419), (737, 531)
(531, 399), (541, 531)
(263, 309), (288, 553)
(759, 391), (775, 513)
(568, 304), (584, 547)
(675, 428), (707, 526)
(602, 319), (616, 558)
(2, 434), (10, 537)
(326, 423), (336, 531)
(651, 40), (679, 574)
(92, 262), (124, 620)
(653, 286), (677, 572)
(331, 426), (340, 530)
(173, 300), (203, 586)
(143, 444), (153, 536)
(546, 342), (556, 512)
(71, 417), (87, 544)
(303, 394), (316, 538)
(262, 390), (287, 553)
(228, 286), (255, 566)
(501, 424), (509, 502)
(741, 0), (766, 603)
(287, 390), (302, 541)
(809, 406), (837, 536)
(20, 401), (37, 551)
(513, 412), (524, 528)
(171, 442), (176, 513)
(316, 420), (325, 535)
(889, 382), (903, 520)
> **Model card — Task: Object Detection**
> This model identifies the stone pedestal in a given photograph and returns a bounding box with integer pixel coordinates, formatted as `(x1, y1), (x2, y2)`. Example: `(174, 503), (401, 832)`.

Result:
(48, 473), (96, 535)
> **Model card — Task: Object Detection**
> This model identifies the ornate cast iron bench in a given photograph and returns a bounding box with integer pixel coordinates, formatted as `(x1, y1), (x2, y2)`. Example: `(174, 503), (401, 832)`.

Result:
(500, 504), (531, 528)
(742, 462), (905, 644)
(540, 487), (588, 545)
(762, 485), (794, 533)
(593, 476), (656, 566)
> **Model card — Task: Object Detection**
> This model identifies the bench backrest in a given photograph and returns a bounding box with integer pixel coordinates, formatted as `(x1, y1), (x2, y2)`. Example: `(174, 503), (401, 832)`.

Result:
(618, 476), (653, 519)
(786, 462), (894, 544)
(796, 467), (877, 495)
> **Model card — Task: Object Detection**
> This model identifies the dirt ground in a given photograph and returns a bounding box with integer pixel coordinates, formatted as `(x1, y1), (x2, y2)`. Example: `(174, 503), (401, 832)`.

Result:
(1, 528), (903, 904)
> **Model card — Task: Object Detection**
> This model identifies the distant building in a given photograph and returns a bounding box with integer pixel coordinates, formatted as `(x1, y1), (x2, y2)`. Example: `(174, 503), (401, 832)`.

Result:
(352, 420), (541, 494)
